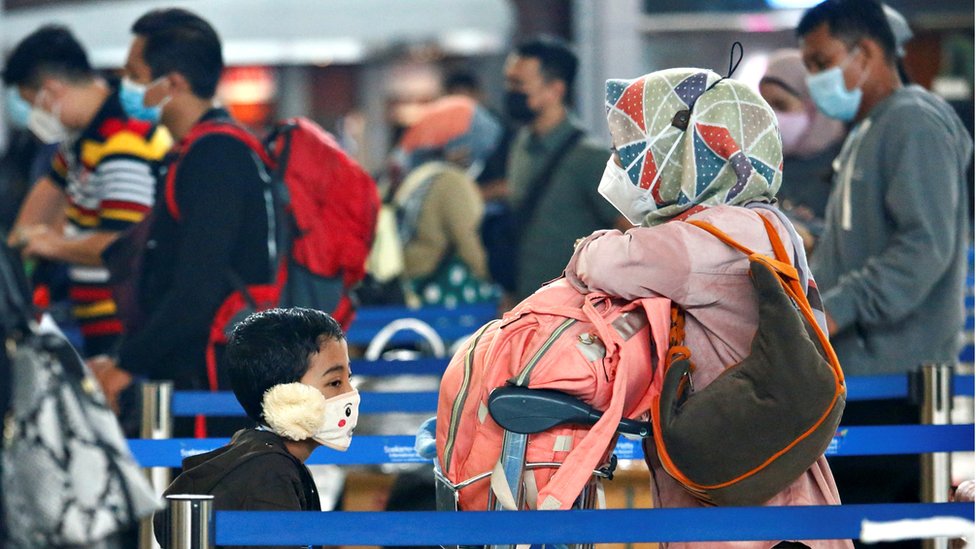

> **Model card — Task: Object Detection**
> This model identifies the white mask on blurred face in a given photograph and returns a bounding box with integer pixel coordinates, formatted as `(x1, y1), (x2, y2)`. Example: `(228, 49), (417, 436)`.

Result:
(27, 90), (67, 144)
(775, 110), (811, 156)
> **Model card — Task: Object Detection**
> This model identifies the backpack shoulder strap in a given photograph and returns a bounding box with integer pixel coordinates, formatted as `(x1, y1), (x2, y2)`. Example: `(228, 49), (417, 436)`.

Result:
(684, 215), (843, 380)
(164, 120), (273, 221)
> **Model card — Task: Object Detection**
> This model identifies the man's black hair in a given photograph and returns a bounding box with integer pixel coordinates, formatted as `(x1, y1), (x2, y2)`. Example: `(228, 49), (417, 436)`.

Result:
(2, 25), (94, 88)
(131, 8), (223, 99)
(797, 0), (897, 63)
(444, 70), (481, 95)
(514, 35), (578, 104)
(225, 308), (345, 423)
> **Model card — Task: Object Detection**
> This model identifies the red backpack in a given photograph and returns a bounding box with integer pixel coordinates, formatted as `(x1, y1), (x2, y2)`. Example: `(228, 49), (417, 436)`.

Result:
(164, 117), (379, 428)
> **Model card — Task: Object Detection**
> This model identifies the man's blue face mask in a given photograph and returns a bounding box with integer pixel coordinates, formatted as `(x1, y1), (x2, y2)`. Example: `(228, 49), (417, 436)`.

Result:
(119, 78), (165, 123)
(805, 47), (868, 123)
(5, 88), (32, 129)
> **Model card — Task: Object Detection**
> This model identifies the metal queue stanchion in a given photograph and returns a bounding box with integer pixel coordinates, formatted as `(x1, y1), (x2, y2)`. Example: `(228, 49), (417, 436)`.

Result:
(165, 494), (214, 549)
(920, 363), (954, 549)
(140, 381), (174, 549)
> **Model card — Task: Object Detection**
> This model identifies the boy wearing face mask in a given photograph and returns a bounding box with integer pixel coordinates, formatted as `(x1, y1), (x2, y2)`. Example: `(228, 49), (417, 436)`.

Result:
(2, 25), (171, 357)
(153, 308), (358, 549)
(798, 0), (972, 528)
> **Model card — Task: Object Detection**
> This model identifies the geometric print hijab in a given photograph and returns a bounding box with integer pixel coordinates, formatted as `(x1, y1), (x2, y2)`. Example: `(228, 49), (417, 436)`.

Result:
(605, 68), (783, 226)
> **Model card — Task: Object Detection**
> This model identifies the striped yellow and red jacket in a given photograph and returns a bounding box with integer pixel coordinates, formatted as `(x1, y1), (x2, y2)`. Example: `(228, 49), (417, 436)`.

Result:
(47, 90), (171, 352)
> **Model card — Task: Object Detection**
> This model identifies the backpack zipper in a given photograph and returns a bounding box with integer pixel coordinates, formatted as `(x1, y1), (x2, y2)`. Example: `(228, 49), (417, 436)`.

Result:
(514, 318), (578, 386)
(444, 320), (497, 472)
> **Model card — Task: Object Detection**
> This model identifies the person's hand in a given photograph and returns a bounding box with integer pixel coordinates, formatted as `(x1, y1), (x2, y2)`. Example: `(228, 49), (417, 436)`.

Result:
(20, 225), (63, 260)
(8, 224), (49, 251)
(87, 356), (133, 414)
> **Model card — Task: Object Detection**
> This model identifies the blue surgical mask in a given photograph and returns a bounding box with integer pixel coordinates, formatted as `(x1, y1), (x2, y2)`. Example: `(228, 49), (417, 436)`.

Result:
(5, 88), (31, 129)
(119, 78), (162, 122)
(805, 49), (866, 122)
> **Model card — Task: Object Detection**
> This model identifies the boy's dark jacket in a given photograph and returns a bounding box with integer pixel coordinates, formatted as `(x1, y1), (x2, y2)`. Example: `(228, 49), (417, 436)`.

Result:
(153, 428), (321, 549)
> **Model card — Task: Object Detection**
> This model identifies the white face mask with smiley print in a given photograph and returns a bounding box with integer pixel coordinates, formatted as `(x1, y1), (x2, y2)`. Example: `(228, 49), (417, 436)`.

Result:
(311, 390), (360, 451)
(262, 384), (360, 451)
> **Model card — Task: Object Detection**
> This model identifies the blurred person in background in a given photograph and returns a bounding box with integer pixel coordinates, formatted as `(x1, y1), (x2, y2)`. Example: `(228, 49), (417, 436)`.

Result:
(0, 90), (59, 232)
(882, 4), (915, 85)
(759, 5), (913, 254)
(391, 95), (501, 308)
(760, 49), (846, 246)
(440, 70), (518, 299)
(503, 35), (627, 305)
(798, 0), (972, 538)
(91, 8), (274, 437)
(443, 70), (485, 103)
(3, 25), (169, 358)
(0, 90), (73, 348)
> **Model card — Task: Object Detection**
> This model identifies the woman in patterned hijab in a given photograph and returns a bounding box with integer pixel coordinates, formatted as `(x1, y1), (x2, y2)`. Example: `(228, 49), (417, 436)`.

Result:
(564, 68), (850, 549)
(597, 67), (783, 227)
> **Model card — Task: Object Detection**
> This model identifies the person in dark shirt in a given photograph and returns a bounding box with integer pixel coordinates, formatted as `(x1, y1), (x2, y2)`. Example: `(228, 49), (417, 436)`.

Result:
(89, 9), (274, 418)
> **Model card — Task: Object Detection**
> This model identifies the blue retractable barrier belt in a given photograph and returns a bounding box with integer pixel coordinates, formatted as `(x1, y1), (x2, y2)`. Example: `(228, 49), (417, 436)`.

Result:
(215, 503), (974, 545)
(169, 375), (975, 416)
(350, 357), (449, 376)
(844, 374), (975, 400)
(346, 303), (497, 345)
(171, 391), (439, 416)
(129, 424), (974, 467)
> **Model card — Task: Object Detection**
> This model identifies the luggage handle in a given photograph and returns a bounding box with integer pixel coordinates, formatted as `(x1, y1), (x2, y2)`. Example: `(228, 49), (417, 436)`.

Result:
(487, 386), (651, 438)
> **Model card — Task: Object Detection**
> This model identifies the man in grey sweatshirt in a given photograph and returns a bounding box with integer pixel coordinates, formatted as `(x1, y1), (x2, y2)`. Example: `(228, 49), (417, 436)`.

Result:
(801, 0), (972, 378)
(798, 0), (972, 532)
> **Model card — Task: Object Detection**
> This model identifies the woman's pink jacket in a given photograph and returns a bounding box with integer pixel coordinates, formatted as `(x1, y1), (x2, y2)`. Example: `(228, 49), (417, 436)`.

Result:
(564, 204), (852, 549)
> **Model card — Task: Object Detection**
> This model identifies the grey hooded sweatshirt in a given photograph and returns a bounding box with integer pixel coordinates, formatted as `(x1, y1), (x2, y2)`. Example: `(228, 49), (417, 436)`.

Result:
(811, 85), (973, 376)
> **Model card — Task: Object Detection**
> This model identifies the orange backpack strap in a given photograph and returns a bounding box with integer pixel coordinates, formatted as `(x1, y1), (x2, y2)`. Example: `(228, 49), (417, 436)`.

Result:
(685, 216), (843, 382)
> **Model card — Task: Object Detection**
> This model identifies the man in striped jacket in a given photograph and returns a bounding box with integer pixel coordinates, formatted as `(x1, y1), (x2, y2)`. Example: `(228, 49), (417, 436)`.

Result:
(4, 25), (171, 357)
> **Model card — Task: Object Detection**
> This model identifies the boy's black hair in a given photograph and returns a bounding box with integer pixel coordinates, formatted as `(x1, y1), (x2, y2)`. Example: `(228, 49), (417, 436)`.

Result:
(2, 25), (94, 88)
(225, 308), (345, 423)
(131, 8), (223, 99)
(797, 0), (897, 63)
(514, 35), (578, 105)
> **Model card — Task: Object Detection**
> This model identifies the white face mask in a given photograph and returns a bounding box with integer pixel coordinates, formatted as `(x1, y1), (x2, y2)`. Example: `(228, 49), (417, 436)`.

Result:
(312, 389), (360, 451)
(598, 157), (650, 226)
(28, 92), (67, 144)
(598, 124), (683, 226)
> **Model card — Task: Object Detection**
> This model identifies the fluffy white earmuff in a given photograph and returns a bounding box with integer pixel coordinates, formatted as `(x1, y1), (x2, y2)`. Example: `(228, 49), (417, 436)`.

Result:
(261, 383), (327, 441)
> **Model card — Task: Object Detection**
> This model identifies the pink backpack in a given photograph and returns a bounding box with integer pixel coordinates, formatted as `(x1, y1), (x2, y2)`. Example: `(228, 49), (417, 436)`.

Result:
(435, 279), (670, 510)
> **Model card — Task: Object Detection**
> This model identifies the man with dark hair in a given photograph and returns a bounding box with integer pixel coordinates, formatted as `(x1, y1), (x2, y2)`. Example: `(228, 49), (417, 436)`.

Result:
(502, 35), (626, 303)
(3, 25), (170, 357)
(88, 9), (275, 428)
(798, 0), (972, 530)
(153, 308), (358, 548)
(443, 70), (483, 102)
